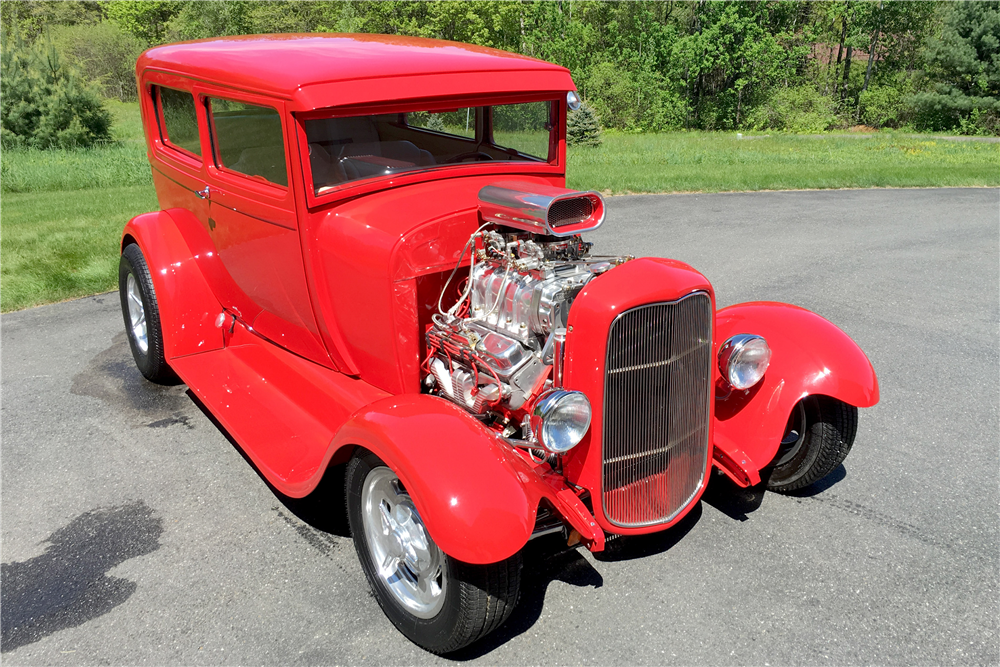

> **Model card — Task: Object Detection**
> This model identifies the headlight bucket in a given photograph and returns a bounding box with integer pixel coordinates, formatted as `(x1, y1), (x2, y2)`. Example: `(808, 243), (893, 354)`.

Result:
(531, 389), (591, 453)
(718, 334), (771, 390)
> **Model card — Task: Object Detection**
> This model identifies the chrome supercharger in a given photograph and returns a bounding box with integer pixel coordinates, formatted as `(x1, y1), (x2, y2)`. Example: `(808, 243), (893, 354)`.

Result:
(424, 185), (630, 450)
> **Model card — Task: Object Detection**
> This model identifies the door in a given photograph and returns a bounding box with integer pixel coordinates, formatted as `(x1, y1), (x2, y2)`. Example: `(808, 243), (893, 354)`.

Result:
(202, 93), (331, 366)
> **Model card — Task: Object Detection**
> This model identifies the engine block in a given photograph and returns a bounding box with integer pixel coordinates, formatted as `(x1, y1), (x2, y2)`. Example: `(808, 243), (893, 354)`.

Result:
(425, 228), (629, 421)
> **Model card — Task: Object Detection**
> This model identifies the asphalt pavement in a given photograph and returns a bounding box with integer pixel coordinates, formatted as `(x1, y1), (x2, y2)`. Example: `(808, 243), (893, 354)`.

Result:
(2, 187), (997, 665)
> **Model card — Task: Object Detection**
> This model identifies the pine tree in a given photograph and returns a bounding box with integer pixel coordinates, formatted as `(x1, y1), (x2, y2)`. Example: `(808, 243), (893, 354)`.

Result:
(567, 102), (602, 147)
(909, 1), (1000, 134)
(426, 113), (446, 132)
(1, 35), (111, 149)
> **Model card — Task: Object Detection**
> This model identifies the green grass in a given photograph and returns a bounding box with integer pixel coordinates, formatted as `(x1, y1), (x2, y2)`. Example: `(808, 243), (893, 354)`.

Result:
(2, 101), (998, 311)
(567, 132), (1000, 193)
(1, 185), (158, 311)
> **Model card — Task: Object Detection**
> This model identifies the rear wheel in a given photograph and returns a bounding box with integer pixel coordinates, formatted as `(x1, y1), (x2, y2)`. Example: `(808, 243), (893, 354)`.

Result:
(345, 450), (521, 654)
(119, 243), (174, 384)
(767, 396), (858, 493)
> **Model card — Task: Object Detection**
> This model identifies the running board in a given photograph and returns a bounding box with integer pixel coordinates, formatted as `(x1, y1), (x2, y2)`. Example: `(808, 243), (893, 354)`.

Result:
(170, 323), (388, 498)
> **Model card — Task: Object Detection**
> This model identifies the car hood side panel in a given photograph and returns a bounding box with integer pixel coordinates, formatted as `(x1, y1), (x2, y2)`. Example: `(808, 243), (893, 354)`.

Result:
(307, 175), (562, 394)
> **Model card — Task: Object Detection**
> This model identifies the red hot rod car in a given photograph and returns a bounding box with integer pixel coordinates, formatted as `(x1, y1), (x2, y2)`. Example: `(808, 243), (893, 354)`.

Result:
(119, 34), (879, 653)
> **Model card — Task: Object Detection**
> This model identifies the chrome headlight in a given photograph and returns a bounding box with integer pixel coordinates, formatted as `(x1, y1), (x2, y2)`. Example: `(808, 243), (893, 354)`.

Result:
(718, 334), (771, 390)
(531, 389), (591, 453)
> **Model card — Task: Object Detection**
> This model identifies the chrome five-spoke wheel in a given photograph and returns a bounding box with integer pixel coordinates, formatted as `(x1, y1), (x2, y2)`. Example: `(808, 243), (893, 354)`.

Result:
(361, 466), (446, 618)
(125, 272), (148, 354)
(345, 450), (522, 654)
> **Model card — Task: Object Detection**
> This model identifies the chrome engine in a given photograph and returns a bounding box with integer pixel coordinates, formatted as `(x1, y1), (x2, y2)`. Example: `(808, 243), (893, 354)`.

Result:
(425, 228), (629, 419)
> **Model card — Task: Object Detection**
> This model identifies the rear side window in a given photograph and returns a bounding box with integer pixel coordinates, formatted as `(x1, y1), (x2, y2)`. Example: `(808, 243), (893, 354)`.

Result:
(209, 98), (287, 187)
(157, 87), (201, 157)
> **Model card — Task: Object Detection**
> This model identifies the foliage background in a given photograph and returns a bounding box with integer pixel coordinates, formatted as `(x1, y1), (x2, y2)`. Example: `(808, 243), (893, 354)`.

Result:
(1, 0), (999, 135)
(1, 1), (998, 313)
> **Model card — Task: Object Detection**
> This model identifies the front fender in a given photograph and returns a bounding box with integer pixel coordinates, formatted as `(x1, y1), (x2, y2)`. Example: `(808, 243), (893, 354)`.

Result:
(330, 395), (553, 565)
(122, 210), (222, 360)
(713, 302), (879, 478)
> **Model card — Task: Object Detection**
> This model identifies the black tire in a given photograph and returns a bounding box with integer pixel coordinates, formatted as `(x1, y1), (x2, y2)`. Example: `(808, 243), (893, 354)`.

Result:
(766, 396), (858, 493)
(345, 450), (521, 654)
(119, 243), (174, 384)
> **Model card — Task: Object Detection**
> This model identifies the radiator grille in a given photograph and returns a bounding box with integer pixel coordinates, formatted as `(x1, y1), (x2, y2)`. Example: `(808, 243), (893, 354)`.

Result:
(548, 197), (594, 227)
(602, 292), (713, 528)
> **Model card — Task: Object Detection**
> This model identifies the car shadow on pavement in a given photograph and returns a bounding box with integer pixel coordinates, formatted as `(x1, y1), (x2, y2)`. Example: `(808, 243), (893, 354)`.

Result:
(185, 390), (352, 537)
(700, 464), (848, 521)
(450, 506), (701, 660)
(782, 464), (847, 497)
(700, 472), (769, 521)
(593, 503), (701, 563)
(448, 539), (605, 661)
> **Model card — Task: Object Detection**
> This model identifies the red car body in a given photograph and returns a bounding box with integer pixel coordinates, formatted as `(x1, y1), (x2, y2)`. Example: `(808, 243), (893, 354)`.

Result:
(120, 34), (878, 652)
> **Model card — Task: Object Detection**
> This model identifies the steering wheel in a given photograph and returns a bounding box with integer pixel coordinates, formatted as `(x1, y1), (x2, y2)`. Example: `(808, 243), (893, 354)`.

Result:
(446, 151), (494, 163)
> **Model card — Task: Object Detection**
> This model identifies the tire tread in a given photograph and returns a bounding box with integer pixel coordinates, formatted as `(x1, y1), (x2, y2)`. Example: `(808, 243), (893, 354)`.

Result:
(119, 244), (174, 384)
(346, 450), (521, 655)
(768, 397), (858, 493)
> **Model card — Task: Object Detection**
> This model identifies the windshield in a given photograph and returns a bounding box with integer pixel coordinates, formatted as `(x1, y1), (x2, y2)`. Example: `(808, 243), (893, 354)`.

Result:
(304, 100), (553, 195)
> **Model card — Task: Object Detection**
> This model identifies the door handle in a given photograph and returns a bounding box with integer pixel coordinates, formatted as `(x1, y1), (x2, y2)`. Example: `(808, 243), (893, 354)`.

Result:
(195, 186), (211, 200)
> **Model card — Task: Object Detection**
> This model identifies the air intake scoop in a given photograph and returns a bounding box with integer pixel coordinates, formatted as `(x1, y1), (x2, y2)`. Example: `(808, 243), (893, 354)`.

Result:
(478, 181), (605, 237)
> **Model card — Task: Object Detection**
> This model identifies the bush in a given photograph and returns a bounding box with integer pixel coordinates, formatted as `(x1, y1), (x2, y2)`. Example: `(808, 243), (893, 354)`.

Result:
(1, 37), (112, 149)
(746, 85), (837, 133)
(49, 22), (144, 102)
(567, 102), (602, 147)
(581, 62), (687, 133)
(859, 84), (903, 129)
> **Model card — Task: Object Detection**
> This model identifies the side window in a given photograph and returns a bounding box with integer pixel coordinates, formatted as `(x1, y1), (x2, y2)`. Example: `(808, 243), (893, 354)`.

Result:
(208, 97), (287, 187)
(156, 86), (201, 157)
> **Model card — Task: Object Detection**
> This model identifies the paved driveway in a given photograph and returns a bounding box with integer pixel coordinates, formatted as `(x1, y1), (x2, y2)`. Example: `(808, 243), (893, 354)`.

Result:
(2, 188), (997, 665)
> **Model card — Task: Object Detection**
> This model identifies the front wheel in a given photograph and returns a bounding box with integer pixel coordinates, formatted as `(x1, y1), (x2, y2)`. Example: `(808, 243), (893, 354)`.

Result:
(767, 396), (858, 493)
(345, 450), (521, 654)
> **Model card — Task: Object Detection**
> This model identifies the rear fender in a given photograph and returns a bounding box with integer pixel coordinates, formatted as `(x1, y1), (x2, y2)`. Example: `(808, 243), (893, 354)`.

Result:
(330, 394), (594, 564)
(713, 302), (879, 482)
(122, 209), (223, 360)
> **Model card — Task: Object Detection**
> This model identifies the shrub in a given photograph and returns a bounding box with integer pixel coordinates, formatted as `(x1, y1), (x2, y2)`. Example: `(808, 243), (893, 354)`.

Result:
(49, 22), (144, 102)
(859, 85), (903, 129)
(567, 102), (602, 147)
(1, 36), (111, 149)
(746, 85), (837, 133)
(581, 62), (686, 133)
(426, 114), (446, 132)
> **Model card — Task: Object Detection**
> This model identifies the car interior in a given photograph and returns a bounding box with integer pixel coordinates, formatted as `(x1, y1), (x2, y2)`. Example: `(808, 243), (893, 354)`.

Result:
(305, 107), (549, 194)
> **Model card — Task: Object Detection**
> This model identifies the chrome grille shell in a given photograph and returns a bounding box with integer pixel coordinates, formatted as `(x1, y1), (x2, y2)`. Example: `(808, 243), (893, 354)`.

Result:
(601, 291), (713, 528)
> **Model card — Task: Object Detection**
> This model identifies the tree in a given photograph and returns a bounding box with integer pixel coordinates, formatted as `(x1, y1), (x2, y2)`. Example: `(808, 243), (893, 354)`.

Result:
(104, 1), (180, 45)
(50, 22), (144, 101)
(909, 1), (1000, 133)
(567, 101), (602, 147)
(0, 1), (103, 42)
(1, 35), (112, 149)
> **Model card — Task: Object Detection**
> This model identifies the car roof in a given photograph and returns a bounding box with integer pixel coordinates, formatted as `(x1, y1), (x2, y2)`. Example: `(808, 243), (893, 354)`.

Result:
(138, 33), (575, 111)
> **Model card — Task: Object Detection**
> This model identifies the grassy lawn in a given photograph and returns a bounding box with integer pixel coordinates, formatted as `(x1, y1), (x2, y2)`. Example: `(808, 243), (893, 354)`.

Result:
(1, 100), (997, 311)
(567, 132), (1000, 193)
(1, 186), (158, 311)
